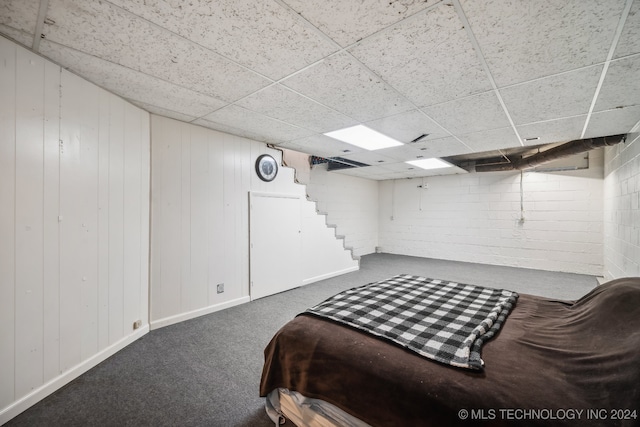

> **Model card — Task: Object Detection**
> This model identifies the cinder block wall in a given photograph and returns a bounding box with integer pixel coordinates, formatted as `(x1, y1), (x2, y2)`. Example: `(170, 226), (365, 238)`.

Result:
(604, 132), (640, 279)
(377, 151), (605, 276)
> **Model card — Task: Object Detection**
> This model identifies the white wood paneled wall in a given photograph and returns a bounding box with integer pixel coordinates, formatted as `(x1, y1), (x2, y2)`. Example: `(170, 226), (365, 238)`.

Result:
(0, 39), (150, 423)
(150, 116), (358, 328)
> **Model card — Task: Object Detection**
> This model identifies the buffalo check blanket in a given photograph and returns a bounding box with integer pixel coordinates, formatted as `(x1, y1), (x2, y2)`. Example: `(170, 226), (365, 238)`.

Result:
(303, 274), (518, 370)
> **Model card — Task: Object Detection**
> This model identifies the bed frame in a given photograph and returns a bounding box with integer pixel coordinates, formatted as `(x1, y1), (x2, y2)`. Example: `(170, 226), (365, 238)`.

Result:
(260, 277), (640, 426)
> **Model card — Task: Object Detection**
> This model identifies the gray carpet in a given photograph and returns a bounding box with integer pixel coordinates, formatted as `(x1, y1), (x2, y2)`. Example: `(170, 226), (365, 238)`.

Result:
(6, 253), (598, 427)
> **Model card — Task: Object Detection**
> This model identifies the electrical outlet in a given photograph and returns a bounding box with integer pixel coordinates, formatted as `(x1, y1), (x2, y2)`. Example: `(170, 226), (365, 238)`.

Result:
(133, 320), (142, 330)
(217, 283), (224, 294)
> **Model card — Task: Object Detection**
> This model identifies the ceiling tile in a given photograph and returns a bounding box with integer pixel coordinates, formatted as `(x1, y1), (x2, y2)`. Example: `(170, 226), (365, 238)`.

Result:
(593, 55), (640, 112)
(0, 25), (33, 48)
(349, 3), (492, 107)
(279, 0), (436, 47)
(282, 51), (414, 122)
(337, 151), (400, 166)
(278, 134), (364, 158)
(516, 116), (587, 146)
(0, 0), (634, 182)
(200, 105), (314, 143)
(457, 127), (521, 152)
(500, 65), (603, 125)
(368, 172), (407, 180)
(378, 161), (418, 172)
(419, 165), (468, 177)
(192, 118), (262, 142)
(614, 0), (640, 58)
(376, 136), (471, 161)
(408, 136), (473, 158)
(40, 41), (228, 118)
(364, 110), (450, 143)
(375, 144), (431, 162)
(422, 91), (510, 134)
(584, 105), (640, 138)
(0, 0), (39, 47)
(132, 102), (197, 124)
(234, 84), (357, 133)
(43, 0), (271, 102)
(331, 165), (391, 180)
(460, 0), (627, 86)
(108, 0), (338, 80)
(371, 161), (467, 178)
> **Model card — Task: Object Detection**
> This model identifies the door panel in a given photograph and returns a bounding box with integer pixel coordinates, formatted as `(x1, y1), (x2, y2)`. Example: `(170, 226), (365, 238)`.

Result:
(249, 192), (301, 300)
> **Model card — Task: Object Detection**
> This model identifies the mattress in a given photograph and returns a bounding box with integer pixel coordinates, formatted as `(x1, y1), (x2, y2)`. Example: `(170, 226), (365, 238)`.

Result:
(260, 277), (640, 426)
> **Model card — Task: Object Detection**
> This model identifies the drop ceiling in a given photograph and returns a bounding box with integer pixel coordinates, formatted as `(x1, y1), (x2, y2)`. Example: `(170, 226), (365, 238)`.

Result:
(1, 0), (639, 180)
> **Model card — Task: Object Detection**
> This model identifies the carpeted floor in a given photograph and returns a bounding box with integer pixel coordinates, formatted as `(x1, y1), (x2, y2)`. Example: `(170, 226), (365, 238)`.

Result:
(5, 253), (598, 427)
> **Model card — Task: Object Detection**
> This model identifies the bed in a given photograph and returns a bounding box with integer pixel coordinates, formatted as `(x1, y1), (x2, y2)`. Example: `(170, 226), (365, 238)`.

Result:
(260, 275), (640, 427)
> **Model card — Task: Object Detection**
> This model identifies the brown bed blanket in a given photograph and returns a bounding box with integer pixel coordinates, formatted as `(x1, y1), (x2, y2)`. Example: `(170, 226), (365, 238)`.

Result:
(260, 277), (640, 426)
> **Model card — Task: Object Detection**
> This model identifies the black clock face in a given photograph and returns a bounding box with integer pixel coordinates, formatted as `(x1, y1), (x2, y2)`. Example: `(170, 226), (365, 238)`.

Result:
(262, 162), (274, 175)
(256, 154), (278, 182)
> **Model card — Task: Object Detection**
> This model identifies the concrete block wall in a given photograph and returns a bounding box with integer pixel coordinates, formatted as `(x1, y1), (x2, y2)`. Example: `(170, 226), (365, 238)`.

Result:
(306, 163), (379, 257)
(377, 150), (605, 276)
(604, 132), (640, 279)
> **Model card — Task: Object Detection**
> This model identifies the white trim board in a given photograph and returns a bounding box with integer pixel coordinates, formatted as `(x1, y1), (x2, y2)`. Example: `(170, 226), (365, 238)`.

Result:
(302, 265), (360, 286)
(150, 296), (251, 330)
(0, 326), (149, 425)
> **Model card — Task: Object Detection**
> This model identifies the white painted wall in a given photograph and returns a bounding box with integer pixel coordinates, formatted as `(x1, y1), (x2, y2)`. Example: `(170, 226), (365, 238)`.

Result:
(150, 116), (358, 328)
(604, 133), (640, 279)
(378, 151), (605, 275)
(0, 39), (150, 423)
(306, 163), (379, 257)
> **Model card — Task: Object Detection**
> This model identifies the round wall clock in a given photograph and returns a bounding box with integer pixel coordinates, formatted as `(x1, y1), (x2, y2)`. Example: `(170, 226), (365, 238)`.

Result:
(255, 154), (278, 182)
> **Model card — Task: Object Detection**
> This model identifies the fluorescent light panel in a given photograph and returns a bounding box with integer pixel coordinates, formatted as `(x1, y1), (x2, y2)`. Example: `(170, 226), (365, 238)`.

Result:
(405, 158), (453, 170)
(324, 125), (403, 151)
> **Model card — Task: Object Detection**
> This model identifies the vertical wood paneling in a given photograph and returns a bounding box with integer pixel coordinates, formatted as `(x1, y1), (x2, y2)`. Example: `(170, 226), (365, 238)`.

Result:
(234, 137), (244, 298)
(108, 95), (125, 344)
(59, 70), (85, 371)
(42, 61), (61, 382)
(78, 78), (99, 362)
(223, 136), (238, 298)
(239, 141), (251, 297)
(207, 132), (225, 306)
(0, 37), (16, 408)
(149, 116), (163, 321)
(189, 126), (209, 309)
(159, 119), (182, 319)
(97, 90), (110, 350)
(14, 48), (45, 397)
(1, 39), (150, 422)
(139, 113), (151, 324)
(123, 102), (142, 331)
(180, 125), (191, 311)
(150, 117), (357, 322)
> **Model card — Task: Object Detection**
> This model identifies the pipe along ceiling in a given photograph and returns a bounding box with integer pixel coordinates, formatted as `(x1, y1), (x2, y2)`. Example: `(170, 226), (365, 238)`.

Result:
(472, 134), (626, 173)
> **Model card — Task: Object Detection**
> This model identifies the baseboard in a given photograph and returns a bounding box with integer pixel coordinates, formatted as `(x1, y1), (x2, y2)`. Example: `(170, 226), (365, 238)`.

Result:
(0, 325), (149, 425)
(302, 265), (360, 286)
(149, 296), (251, 330)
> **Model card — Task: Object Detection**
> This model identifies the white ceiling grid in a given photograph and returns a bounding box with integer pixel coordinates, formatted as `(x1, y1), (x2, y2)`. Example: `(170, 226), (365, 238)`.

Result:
(0, 0), (638, 179)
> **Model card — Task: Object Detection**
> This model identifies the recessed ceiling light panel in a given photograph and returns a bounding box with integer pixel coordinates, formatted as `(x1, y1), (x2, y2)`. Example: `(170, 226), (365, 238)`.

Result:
(324, 125), (403, 151)
(405, 158), (453, 170)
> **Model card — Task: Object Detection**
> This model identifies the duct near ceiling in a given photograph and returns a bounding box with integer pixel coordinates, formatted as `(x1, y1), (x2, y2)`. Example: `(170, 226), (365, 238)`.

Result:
(473, 134), (626, 173)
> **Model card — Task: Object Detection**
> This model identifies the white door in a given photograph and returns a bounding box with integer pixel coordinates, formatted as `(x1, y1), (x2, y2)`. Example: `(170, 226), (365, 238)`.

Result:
(249, 192), (302, 300)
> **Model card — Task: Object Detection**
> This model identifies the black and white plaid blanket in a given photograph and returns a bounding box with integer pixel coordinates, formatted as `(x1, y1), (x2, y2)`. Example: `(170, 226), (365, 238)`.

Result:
(303, 274), (518, 370)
